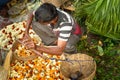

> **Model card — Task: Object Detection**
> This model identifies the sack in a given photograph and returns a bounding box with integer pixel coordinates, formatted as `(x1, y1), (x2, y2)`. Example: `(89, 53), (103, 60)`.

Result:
(60, 53), (96, 80)
(0, 49), (9, 65)
(0, 50), (12, 80)
(0, 66), (8, 80)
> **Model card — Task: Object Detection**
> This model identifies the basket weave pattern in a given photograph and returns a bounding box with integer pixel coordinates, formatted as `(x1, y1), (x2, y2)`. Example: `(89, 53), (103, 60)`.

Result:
(60, 53), (96, 80)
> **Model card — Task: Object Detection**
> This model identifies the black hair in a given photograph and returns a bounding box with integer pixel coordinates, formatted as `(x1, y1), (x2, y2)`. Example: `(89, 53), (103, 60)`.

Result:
(35, 3), (58, 22)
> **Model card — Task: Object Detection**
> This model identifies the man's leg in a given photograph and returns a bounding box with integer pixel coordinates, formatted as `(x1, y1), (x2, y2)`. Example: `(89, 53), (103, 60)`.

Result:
(64, 34), (80, 53)
(32, 22), (57, 45)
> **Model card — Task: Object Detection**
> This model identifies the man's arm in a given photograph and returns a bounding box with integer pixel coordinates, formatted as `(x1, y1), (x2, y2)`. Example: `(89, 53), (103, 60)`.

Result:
(20, 11), (35, 49)
(35, 40), (67, 55)
(25, 11), (34, 34)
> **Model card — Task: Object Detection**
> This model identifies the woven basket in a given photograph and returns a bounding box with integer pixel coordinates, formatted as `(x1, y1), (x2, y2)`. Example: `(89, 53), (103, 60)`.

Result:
(41, 0), (68, 8)
(60, 53), (96, 80)
(12, 40), (39, 62)
(12, 51), (38, 62)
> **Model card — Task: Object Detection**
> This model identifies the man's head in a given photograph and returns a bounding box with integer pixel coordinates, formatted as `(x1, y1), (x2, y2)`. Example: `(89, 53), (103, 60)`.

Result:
(35, 3), (58, 24)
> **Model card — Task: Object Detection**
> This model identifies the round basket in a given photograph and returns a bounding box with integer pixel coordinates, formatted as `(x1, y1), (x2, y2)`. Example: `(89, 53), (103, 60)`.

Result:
(12, 51), (38, 62)
(41, 0), (68, 8)
(60, 53), (96, 80)
(12, 41), (39, 62)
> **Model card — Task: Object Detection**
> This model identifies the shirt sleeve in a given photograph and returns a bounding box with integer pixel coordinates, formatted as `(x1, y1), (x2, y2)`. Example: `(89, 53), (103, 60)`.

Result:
(58, 22), (73, 41)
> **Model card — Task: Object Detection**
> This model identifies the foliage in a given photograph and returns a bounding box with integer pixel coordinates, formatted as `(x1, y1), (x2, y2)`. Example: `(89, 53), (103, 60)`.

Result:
(77, 34), (120, 80)
(74, 0), (120, 40)
(72, 0), (120, 79)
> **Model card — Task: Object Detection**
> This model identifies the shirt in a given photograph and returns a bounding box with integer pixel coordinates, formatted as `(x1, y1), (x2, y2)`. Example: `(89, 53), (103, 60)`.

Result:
(33, 8), (78, 42)
(53, 8), (75, 41)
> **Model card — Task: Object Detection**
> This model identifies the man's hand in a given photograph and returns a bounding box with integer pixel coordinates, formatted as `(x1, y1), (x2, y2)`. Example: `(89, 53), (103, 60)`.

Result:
(19, 33), (35, 49)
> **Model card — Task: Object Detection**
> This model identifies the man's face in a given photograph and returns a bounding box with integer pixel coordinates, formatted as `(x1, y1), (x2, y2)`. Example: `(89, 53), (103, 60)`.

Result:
(38, 16), (58, 25)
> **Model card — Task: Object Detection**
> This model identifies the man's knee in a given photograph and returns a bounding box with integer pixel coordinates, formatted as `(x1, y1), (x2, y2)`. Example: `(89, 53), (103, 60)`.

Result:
(64, 45), (77, 54)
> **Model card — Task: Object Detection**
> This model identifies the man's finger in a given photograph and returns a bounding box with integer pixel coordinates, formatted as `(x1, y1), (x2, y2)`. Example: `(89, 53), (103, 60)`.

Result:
(24, 42), (35, 49)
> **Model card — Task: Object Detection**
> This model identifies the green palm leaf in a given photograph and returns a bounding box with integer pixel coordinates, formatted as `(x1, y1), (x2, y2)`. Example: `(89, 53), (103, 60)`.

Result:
(74, 0), (120, 40)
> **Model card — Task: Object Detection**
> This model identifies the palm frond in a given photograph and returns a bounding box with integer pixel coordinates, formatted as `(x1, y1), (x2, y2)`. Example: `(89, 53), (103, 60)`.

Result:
(74, 0), (120, 40)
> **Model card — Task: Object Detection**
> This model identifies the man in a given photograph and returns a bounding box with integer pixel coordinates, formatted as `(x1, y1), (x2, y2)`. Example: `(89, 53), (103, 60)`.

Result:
(21, 3), (82, 55)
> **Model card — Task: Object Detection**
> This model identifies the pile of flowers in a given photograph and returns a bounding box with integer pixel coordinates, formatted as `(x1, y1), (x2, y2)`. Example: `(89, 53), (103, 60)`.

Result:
(0, 21), (64, 80)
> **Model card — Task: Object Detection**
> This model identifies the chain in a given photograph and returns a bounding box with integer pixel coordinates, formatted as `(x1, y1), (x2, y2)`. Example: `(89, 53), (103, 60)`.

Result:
(42, 55), (95, 63)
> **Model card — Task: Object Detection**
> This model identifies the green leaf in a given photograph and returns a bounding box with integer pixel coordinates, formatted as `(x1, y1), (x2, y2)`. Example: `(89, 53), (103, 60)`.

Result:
(106, 0), (110, 10)
(97, 45), (104, 56)
(74, 0), (120, 40)
(94, 0), (104, 13)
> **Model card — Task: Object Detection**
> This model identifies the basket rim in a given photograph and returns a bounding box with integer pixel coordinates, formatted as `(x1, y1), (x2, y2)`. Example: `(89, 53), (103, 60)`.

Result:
(13, 51), (38, 61)
(82, 60), (96, 80)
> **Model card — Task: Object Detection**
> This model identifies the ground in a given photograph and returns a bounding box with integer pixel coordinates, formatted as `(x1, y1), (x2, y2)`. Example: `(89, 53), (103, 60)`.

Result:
(77, 32), (120, 80)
